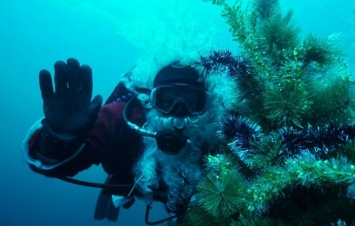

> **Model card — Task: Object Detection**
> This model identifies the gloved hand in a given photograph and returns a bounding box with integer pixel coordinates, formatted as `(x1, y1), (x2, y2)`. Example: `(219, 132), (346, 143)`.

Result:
(39, 58), (103, 142)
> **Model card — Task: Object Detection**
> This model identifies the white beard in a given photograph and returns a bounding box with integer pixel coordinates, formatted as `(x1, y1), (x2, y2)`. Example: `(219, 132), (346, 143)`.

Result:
(132, 109), (221, 211)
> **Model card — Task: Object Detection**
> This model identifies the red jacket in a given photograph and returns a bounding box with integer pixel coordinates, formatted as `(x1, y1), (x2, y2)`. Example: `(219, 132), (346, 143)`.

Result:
(26, 82), (146, 197)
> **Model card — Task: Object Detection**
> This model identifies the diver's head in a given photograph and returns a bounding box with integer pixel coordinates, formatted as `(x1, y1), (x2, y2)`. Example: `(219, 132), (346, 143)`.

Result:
(150, 62), (208, 118)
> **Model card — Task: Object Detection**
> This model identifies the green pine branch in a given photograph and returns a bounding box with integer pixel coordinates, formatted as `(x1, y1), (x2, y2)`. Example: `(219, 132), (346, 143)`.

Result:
(197, 154), (246, 218)
(307, 74), (355, 125)
(302, 34), (341, 68)
(263, 80), (312, 128)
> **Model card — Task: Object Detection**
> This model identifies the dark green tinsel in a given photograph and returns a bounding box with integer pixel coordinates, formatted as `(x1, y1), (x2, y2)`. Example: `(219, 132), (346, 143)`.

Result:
(223, 114), (261, 148)
(225, 117), (355, 162)
(279, 123), (355, 158)
(198, 49), (250, 78)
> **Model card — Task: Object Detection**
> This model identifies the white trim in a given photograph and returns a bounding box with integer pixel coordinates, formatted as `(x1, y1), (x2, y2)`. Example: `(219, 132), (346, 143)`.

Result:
(22, 119), (86, 170)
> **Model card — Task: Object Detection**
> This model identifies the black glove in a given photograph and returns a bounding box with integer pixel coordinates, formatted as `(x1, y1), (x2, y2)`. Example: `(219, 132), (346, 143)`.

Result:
(39, 58), (103, 142)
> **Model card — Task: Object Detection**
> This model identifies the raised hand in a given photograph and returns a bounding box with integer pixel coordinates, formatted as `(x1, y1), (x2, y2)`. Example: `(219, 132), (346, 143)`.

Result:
(39, 58), (102, 141)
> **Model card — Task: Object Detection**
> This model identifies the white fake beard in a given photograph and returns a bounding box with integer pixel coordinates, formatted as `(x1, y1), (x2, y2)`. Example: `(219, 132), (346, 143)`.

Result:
(133, 109), (221, 211)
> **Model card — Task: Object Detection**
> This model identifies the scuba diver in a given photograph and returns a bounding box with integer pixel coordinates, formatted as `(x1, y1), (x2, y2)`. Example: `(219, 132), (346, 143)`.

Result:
(23, 52), (240, 224)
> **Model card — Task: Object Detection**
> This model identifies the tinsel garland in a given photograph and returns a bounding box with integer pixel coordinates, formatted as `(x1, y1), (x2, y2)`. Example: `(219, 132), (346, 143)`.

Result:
(224, 115), (355, 160)
(199, 49), (249, 77)
(187, 150), (355, 225)
(279, 124), (355, 158)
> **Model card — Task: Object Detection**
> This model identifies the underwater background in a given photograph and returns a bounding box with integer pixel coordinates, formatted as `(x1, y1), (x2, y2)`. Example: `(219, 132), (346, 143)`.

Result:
(0, 0), (354, 225)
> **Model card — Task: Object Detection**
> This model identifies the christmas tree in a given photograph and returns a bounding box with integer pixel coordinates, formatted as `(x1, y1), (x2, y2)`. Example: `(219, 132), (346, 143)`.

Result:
(180, 0), (355, 225)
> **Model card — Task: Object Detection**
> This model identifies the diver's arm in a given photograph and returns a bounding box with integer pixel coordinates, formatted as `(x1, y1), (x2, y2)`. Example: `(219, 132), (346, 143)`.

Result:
(23, 101), (128, 177)
(23, 58), (103, 177)
(23, 119), (95, 177)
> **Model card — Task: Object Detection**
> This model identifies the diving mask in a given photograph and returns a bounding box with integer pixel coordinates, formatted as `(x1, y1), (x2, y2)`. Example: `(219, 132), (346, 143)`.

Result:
(150, 83), (208, 116)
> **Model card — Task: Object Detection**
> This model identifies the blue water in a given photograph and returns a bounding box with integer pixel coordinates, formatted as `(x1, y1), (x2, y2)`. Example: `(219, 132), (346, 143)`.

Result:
(0, 0), (354, 225)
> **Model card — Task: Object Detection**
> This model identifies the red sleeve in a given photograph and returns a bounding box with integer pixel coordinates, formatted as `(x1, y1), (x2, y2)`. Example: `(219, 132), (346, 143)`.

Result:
(28, 99), (144, 178)
(28, 101), (129, 177)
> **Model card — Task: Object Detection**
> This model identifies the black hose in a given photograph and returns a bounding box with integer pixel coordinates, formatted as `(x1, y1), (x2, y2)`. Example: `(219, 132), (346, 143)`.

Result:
(57, 176), (133, 189)
(145, 203), (177, 225)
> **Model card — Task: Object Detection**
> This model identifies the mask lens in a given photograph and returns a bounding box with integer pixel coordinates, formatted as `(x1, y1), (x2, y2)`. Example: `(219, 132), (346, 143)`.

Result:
(155, 87), (177, 110)
(151, 85), (207, 115)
